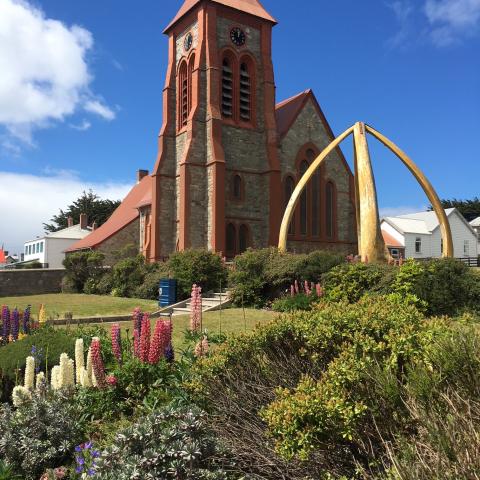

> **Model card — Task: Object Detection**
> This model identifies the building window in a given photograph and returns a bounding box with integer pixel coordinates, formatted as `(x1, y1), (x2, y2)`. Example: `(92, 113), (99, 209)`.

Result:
(464, 240), (470, 256)
(239, 224), (249, 253)
(308, 148), (320, 237)
(239, 61), (251, 122)
(391, 248), (399, 258)
(187, 54), (195, 115)
(221, 56), (234, 118)
(36, 243), (39, 253)
(415, 237), (422, 253)
(299, 160), (309, 235)
(178, 60), (188, 128)
(40, 242), (44, 253)
(284, 176), (295, 235)
(232, 174), (242, 200)
(326, 181), (336, 239)
(25, 246), (28, 255)
(226, 223), (236, 255)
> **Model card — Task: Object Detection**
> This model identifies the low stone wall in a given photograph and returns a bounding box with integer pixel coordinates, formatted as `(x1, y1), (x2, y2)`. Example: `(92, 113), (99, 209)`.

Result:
(0, 269), (65, 297)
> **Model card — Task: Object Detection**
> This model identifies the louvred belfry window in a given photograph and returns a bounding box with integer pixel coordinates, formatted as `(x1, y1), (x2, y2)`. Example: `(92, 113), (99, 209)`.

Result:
(222, 57), (234, 118)
(188, 54), (195, 115)
(239, 62), (251, 121)
(179, 61), (188, 128)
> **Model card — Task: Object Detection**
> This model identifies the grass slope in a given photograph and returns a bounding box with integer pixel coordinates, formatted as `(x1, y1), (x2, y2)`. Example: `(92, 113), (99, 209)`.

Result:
(0, 294), (159, 319)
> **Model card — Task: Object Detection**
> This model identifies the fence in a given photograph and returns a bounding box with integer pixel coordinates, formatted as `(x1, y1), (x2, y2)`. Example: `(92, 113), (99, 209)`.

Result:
(457, 257), (480, 268)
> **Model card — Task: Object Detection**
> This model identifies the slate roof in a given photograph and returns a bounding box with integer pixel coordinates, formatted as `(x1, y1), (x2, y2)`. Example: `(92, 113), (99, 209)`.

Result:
(470, 217), (480, 227)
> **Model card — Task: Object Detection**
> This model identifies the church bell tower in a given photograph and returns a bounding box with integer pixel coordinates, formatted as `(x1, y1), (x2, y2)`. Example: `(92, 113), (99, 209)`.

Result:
(150, 0), (282, 261)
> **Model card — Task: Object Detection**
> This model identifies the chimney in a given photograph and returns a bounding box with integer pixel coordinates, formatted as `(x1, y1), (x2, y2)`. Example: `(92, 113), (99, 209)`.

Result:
(80, 213), (88, 230)
(92, 221), (98, 231)
(137, 169), (149, 183)
(67, 217), (74, 228)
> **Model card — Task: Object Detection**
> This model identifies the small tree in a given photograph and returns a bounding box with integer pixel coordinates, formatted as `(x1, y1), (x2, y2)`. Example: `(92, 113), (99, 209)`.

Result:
(63, 251), (105, 293)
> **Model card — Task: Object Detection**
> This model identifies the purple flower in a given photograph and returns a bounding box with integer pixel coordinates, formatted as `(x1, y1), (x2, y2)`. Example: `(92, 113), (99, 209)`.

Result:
(23, 306), (31, 334)
(2, 306), (10, 341)
(11, 308), (19, 341)
(165, 344), (175, 363)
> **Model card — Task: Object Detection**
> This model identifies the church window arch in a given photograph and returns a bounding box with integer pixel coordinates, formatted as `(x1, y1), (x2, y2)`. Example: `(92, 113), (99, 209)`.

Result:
(326, 181), (337, 239)
(239, 56), (254, 123)
(232, 174), (243, 201)
(284, 175), (295, 235)
(299, 160), (309, 236)
(239, 224), (250, 253)
(178, 60), (188, 129)
(187, 53), (195, 116)
(221, 53), (235, 119)
(307, 148), (321, 237)
(226, 223), (236, 256)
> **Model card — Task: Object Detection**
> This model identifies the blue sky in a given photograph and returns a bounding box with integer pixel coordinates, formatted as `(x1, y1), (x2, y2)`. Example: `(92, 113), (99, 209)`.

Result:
(0, 0), (479, 253)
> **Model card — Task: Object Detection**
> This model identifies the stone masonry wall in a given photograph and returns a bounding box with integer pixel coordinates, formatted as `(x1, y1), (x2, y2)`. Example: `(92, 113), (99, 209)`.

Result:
(96, 218), (140, 265)
(0, 269), (64, 296)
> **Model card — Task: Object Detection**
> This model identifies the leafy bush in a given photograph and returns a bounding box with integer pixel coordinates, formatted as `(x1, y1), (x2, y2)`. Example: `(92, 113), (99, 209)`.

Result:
(0, 392), (86, 480)
(168, 249), (228, 300)
(0, 327), (75, 403)
(272, 293), (318, 312)
(229, 248), (343, 307)
(134, 262), (171, 300)
(63, 251), (105, 293)
(111, 255), (147, 297)
(93, 405), (235, 479)
(192, 296), (450, 478)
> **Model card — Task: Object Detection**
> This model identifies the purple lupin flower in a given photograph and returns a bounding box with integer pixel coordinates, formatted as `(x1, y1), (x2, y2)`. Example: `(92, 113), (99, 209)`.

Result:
(165, 344), (175, 363)
(11, 308), (19, 341)
(23, 305), (31, 334)
(2, 306), (10, 342)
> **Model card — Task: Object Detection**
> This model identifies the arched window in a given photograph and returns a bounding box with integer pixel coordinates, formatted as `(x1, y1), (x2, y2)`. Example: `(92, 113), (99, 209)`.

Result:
(221, 57), (234, 118)
(187, 54), (195, 115)
(239, 224), (249, 253)
(284, 176), (295, 235)
(178, 60), (188, 128)
(239, 62), (251, 122)
(226, 223), (236, 255)
(299, 160), (309, 235)
(326, 181), (336, 239)
(307, 148), (320, 237)
(232, 174), (242, 200)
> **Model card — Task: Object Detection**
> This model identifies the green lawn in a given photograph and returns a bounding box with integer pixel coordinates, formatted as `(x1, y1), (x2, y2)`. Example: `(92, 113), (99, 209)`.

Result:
(84, 308), (277, 349)
(0, 293), (159, 319)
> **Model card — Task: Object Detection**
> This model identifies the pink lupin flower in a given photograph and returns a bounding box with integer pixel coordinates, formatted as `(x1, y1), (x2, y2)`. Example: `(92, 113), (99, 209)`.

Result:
(316, 283), (324, 297)
(190, 284), (202, 333)
(148, 320), (165, 364)
(90, 338), (106, 389)
(133, 329), (140, 358)
(194, 336), (209, 357)
(304, 280), (311, 295)
(139, 314), (151, 363)
(294, 280), (300, 295)
(290, 284), (295, 297)
(111, 323), (122, 364)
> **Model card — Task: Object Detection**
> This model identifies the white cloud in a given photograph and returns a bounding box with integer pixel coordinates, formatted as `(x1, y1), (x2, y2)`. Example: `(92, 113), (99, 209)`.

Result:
(69, 119), (91, 131)
(0, 0), (115, 149)
(386, 1), (416, 49)
(0, 171), (132, 254)
(84, 100), (116, 121)
(425, 0), (480, 45)
(380, 205), (429, 218)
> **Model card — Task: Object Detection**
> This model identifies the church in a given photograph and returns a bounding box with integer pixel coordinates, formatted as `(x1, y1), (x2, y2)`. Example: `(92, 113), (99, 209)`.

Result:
(68, 0), (357, 262)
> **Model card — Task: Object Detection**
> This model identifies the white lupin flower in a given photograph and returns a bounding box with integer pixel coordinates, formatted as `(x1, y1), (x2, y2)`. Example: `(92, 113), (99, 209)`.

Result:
(12, 385), (31, 407)
(75, 338), (85, 385)
(36, 371), (46, 391)
(59, 353), (70, 388)
(51, 365), (61, 390)
(24, 356), (35, 390)
(86, 346), (95, 386)
(79, 366), (89, 387)
(68, 358), (75, 387)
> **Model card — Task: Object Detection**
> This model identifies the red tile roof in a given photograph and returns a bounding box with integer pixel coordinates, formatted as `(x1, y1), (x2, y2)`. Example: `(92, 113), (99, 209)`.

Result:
(66, 175), (152, 252)
(275, 90), (312, 139)
(164, 0), (277, 33)
(382, 230), (403, 248)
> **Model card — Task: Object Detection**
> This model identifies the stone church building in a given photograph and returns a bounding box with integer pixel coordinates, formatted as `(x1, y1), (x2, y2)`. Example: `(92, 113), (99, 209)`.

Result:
(68, 0), (357, 262)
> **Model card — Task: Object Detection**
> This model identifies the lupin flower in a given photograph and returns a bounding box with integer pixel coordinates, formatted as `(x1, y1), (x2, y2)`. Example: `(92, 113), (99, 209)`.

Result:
(59, 353), (73, 388)
(165, 344), (175, 363)
(2, 305), (10, 342)
(133, 328), (140, 359)
(111, 323), (122, 364)
(12, 385), (32, 407)
(316, 283), (324, 297)
(194, 336), (209, 357)
(190, 284), (202, 332)
(148, 319), (171, 364)
(24, 356), (35, 390)
(304, 280), (311, 295)
(11, 308), (19, 340)
(75, 338), (85, 385)
(294, 280), (300, 295)
(36, 371), (46, 391)
(290, 284), (295, 297)
(90, 338), (106, 388)
(23, 305), (31, 334)
(86, 346), (94, 386)
(51, 366), (61, 390)
(38, 304), (47, 324)
(132, 308), (143, 357)
(139, 314), (151, 363)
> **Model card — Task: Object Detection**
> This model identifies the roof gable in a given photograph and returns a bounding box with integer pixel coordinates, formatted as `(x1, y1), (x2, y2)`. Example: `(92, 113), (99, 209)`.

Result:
(471, 217), (480, 227)
(165, 0), (277, 33)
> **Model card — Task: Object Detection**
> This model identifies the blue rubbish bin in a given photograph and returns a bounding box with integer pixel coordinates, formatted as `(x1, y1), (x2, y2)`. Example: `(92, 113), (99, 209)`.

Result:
(159, 279), (177, 307)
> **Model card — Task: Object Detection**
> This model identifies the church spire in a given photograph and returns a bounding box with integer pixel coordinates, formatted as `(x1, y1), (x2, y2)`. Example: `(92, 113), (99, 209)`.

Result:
(164, 0), (277, 33)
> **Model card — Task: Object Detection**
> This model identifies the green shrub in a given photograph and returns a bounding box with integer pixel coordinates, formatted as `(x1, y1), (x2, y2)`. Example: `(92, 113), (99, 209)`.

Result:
(0, 392), (86, 480)
(63, 251), (105, 293)
(111, 255), (146, 297)
(134, 262), (171, 300)
(322, 262), (396, 303)
(0, 461), (22, 480)
(94, 271), (114, 296)
(168, 249), (227, 300)
(272, 293), (318, 312)
(94, 405), (234, 480)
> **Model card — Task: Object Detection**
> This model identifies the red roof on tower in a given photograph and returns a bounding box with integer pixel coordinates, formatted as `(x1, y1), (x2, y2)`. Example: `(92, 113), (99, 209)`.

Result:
(0, 248), (6, 264)
(164, 0), (277, 33)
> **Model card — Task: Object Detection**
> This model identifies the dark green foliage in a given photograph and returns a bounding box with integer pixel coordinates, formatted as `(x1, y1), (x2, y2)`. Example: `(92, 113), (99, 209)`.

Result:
(272, 293), (318, 312)
(0, 327), (75, 403)
(0, 461), (21, 480)
(168, 249), (228, 300)
(63, 251), (105, 293)
(111, 255), (147, 297)
(433, 197), (480, 222)
(43, 190), (121, 233)
(0, 392), (86, 480)
(229, 248), (344, 307)
(94, 405), (235, 480)
(134, 262), (171, 300)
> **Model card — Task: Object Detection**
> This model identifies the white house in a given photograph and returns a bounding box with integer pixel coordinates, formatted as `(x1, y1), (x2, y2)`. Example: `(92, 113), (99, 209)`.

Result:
(23, 214), (92, 269)
(471, 217), (480, 253)
(381, 208), (478, 259)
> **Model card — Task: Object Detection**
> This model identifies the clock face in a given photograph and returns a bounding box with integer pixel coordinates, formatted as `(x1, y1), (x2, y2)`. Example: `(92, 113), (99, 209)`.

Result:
(230, 27), (246, 47)
(184, 32), (193, 52)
